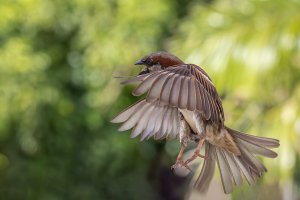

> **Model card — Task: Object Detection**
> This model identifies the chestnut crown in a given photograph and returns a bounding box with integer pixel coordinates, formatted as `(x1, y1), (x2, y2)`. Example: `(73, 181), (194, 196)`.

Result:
(135, 52), (184, 69)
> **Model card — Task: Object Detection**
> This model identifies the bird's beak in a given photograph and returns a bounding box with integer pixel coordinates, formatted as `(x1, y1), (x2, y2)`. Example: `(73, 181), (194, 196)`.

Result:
(134, 60), (144, 65)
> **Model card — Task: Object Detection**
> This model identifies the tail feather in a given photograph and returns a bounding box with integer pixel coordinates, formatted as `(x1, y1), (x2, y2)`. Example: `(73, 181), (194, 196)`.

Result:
(194, 142), (216, 193)
(233, 155), (256, 185)
(222, 150), (243, 186)
(194, 127), (279, 194)
(237, 144), (267, 175)
(236, 137), (278, 158)
(215, 148), (235, 193)
(227, 127), (279, 148)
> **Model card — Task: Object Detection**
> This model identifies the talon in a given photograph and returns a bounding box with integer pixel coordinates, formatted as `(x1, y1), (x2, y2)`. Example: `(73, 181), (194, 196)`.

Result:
(171, 160), (192, 172)
(181, 138), (206, 167)
(182, 162), (192, 172)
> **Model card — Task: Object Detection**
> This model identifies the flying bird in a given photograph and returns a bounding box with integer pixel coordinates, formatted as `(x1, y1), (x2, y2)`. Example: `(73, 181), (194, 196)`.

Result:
(111, 52), (279, 194)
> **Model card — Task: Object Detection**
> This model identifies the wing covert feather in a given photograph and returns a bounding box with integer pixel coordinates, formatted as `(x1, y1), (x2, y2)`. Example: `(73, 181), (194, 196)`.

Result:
(119, 63), (224, 125)
(139, 64), (224, 124)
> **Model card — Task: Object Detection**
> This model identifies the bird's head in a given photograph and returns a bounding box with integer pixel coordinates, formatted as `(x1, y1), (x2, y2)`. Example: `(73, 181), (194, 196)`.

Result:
(135, 52), (184, 75)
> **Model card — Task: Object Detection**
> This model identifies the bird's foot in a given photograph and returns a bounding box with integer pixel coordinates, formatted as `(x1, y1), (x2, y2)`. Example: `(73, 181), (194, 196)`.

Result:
(181, 138), (206, 166)
(171, 159), (192, 172)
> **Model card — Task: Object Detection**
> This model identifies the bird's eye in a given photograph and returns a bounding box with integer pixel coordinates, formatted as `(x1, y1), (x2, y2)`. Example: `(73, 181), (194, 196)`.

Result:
(147, 59), (154, 65)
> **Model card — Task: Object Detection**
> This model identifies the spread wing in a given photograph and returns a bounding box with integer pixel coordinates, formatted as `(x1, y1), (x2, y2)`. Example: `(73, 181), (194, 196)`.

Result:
(122, 64), (224, 125)
(111, 99), (180, 140)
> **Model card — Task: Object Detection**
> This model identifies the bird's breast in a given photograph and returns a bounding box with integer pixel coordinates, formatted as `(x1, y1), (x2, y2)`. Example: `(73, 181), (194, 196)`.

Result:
(179, 109), (199, 134)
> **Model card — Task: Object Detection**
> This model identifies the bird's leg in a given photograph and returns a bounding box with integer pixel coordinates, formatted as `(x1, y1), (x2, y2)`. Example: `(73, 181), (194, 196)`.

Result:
(171, 145), (192, 172)
(192, 113), (207, 159)
(171, 112), (192, 172)
(175, 145), (185, 163)
(183, 138), (206, 166)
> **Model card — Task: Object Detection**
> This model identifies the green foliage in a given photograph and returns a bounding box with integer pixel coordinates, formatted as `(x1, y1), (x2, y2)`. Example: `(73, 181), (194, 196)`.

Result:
(0, 0), (299, 199)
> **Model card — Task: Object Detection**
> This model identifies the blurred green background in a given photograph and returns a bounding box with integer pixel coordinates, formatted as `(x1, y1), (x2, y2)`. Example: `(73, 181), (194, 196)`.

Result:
(0, 0), (300, 199)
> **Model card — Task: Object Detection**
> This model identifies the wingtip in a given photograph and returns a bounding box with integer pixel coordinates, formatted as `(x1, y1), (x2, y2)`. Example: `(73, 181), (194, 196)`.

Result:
(132, 90), (139, 96)
(118, 126), (128, 132)
(110, 116), (123, 123)
(120, 74), (148, 85)
(110, 118), (118, 123)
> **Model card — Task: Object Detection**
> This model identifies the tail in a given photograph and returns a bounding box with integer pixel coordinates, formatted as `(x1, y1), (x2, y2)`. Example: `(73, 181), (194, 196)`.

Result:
(194, 126), (280, 194)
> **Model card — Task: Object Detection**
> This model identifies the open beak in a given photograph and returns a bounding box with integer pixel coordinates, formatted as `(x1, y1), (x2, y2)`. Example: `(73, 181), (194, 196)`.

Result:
(135, 59), (149, 75)
(138, 67), (150, 75)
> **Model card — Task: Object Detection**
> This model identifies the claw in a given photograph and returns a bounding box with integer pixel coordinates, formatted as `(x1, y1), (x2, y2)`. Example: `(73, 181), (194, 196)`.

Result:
(182, 162), (192, 172)
(182, 138), (206, 166)
(171, 160), (192, 172)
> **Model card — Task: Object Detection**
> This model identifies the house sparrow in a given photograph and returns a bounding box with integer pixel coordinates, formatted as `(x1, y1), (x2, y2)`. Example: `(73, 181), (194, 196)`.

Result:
(111, 52), (279, 194)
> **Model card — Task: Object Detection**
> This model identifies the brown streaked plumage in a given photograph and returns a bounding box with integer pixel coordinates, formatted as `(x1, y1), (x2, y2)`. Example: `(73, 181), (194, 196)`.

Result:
(111, 51), (279, 194)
